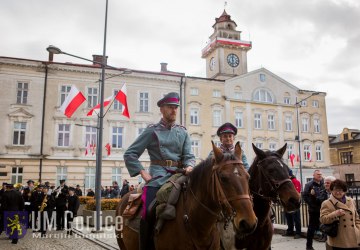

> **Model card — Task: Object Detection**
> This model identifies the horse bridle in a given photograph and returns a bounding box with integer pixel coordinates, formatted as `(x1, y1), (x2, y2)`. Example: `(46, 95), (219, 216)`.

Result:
(189, 159), (251, 222)
(251, 156), (292, 203)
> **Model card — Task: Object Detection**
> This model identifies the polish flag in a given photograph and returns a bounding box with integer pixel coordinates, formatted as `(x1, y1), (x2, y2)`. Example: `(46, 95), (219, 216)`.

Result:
(59, 85), (86, 118)
(91, 142), (96, 155)
(307, 152), (312, 162)
(85, 141), (91, 156)
(289, 153), (295, 167)
(105, 143), (111, 156)
(87, 95), (113, 116)
(296, 154), (300, 162)
(115, 84), (130, 118)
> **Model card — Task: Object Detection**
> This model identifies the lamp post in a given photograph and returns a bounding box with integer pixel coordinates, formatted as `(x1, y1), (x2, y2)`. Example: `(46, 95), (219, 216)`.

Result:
(295, 92), (320, 191)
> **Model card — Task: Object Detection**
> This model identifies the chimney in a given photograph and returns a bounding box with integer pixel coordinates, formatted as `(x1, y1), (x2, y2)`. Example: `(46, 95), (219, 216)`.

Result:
(92, 55), (108, 66)
(160, 62), (168, 72)
(48, 51), (54, 62)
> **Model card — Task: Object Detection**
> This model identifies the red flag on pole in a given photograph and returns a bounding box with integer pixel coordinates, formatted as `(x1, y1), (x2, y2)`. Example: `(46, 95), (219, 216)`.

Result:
(85, 141), (91, 156)
(105, 143), (111, 156)
(296, 154), (300, 162)
(59, 85), (86, 118)
(87, 95), (113, 116)
(115, 84), (130, 118)
(289, 154), (295, 167)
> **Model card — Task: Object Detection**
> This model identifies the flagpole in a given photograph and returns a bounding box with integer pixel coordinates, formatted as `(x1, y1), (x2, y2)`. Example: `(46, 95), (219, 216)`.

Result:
(93, 0), (109, 233)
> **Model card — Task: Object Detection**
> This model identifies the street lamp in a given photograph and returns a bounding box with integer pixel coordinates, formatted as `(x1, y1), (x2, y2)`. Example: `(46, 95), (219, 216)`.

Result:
(295, 91), (320, 191)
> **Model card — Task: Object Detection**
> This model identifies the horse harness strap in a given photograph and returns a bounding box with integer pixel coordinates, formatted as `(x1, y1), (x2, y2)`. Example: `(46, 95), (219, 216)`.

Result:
(213, 159), (243, 170)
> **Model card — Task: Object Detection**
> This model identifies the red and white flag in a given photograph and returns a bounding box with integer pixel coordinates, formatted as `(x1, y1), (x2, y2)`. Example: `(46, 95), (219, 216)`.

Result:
(87, 95), (113, 116)
(59, 85), (86, 118)
(289, 153), (295, 167)
(85, 141), (91, 156)
(115, 84), (130, 118)
(105, 143), (111, 156)
(307, 152), (312, 162)
(90, 141), (96, 155)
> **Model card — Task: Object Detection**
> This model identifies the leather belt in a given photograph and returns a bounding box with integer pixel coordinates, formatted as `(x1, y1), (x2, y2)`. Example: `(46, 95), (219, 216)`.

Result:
(151, 160), (182, 167)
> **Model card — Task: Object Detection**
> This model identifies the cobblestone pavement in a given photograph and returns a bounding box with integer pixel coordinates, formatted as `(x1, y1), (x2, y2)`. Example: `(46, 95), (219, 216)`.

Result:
(0, 230), (105, 250)
(271, 234), (326, 250)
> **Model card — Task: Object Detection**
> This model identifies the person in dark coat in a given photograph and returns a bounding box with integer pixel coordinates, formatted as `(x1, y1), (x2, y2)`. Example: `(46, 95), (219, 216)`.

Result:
(74, 185), (82, 197)
(86, 189), (95, 197)
(1, 184), (25, 244)
(303, 170), (327, 250)
(0, 182), (7, 235)
(39, 186), (55, 237)
(30, 184), (44, 231)
(66, 187), (80, 235)
(22, 180), (34, 228)
(119, 180), (130, 198)
(54, 179), (68, 230)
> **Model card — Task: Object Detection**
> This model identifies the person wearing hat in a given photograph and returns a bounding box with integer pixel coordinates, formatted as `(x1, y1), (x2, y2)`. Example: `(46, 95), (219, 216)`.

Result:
(0, 182), (7, 235)
(209, 122), (249, 170)
(0, 183), (24, 244)
(54, 179), (68, 231)
(124, 92), (195, 250)
(26, 180), (35, 191)
(39, 185), (55, 237)
(65, 187), (79, 235)
(30, 184), (44, 231)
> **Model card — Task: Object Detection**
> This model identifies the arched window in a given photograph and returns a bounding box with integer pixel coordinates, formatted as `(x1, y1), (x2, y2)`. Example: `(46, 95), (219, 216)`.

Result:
(254, 89), (273, 103)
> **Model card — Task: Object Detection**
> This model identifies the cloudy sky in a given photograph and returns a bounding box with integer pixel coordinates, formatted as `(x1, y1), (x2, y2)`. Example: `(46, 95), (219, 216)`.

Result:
(1, 0), (359, 134)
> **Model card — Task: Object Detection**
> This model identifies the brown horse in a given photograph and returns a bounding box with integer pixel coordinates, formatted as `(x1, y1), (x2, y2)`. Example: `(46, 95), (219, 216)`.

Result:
(116, 141), (257, 250)
(220, 143), (301, 250)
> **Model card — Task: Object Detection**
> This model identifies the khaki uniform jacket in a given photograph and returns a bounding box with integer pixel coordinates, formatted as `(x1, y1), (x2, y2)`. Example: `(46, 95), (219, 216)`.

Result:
(320, 195), (360, 248)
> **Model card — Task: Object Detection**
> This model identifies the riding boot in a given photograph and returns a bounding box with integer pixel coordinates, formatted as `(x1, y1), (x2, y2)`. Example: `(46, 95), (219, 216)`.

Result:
(139, 219), (155, 250)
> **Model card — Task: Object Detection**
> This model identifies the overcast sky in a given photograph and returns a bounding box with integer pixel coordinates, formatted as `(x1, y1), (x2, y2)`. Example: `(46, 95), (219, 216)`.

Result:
(1, 0), (359, 134)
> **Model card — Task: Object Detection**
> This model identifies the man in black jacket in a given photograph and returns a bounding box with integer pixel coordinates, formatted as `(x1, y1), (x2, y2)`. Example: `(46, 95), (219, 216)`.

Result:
(54, 179), (68, 230)
(66, 187), (80, 235)
(1, 184), (25, 244)
(302, 170), (327, 250)
(119, 179), (130, 198)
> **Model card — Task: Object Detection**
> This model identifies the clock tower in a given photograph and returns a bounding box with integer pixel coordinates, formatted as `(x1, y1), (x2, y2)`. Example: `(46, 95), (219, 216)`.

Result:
(202, 10), (252, 79)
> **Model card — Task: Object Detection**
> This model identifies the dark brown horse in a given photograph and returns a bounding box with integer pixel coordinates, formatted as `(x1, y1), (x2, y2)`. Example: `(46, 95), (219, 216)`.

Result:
(220, 143), (301, 250)
(116, 141), (257, 250)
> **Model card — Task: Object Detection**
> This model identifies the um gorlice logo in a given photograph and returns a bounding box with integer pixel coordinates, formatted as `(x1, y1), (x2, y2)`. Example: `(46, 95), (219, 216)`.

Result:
(4, 211), (28, 239)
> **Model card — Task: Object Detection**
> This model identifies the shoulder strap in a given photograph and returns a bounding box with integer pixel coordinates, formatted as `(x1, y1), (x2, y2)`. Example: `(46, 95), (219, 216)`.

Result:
(329, 199), (337, 209)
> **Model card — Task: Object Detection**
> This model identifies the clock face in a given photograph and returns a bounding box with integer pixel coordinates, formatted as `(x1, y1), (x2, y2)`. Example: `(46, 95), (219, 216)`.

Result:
(209, 57), (216, 71)
(227, 54), (239, 68)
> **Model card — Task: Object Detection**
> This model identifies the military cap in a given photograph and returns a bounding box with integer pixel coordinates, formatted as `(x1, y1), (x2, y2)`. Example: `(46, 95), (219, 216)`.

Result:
(217, 122), (237, 136)
(157, 92), (180, 107)
(2, 182), (7, 186)
(27, 180), (35, 184)
(69, 187), (76, 192)
(6, 183), (14, 188)
(59, 179), (66, 184)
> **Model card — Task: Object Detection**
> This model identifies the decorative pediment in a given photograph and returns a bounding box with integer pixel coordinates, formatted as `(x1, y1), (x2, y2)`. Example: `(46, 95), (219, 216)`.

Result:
(8, 108), (33, 119)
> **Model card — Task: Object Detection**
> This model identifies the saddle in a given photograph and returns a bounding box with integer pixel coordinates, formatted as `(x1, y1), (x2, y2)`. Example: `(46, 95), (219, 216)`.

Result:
(122, 193), (143, 218)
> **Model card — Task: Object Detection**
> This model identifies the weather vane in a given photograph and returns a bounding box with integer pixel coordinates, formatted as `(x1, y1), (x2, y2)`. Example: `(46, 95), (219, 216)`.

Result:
(224, 1), (228, 10)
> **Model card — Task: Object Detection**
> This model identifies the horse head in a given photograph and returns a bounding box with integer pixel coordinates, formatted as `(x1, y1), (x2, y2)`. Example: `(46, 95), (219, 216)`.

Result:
(250, 143), (301, 212)
(212, 141), (257, 235)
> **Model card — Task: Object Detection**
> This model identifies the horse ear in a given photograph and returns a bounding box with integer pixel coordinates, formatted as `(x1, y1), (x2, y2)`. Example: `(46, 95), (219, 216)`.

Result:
(211, 140), (223, 163)
(234, 141), (243, 160)
(276, 143), (287, 158)
(252, 143), (266, 159)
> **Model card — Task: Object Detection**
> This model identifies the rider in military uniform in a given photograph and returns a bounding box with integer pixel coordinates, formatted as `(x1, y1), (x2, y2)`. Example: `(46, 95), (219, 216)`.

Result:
(209, 122), (249, 170)
(124, 92), (195, 250)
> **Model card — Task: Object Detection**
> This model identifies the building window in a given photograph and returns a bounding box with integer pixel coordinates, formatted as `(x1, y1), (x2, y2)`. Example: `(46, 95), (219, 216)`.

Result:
(139, 92), (149, 112)
(213, 110), (222, 127)
(312, 100), (319, 108)
(304, 145), (311, 161)
(284, 97), (291, 105)
(190, 108), (199, 125)
(235, 112), (243, 128)
(315, 145), (323, 161)
(85, 167), (96, 189)
(259, 74), (266, 82)
(314, 118), (321, 133)
(11, 167), (23, 184)
(85, 126), (96, 147)
(340, 152), (353, 164)
(13, 122), (26, 145)
(301, 100), (307, 107)
(268, 114), (275, 130)
(112, 167), (122, 185)
(287, 144), (294, 159)
(112, 127), (123, 148)
(87, 87), (98, 108)
(269, 143), (276, 151)
(58, 124), (70, 147)
(113, 90), (123, 111)
(213, 90), (221, 98)
(56, 167), (67, 186)
(190, 88), (199, 96)
(254, 113), (262, 129)
(345, 174), (355, 184)
(302, 117), (309, 132)
(234, 87), (242, 99)
(17, 82), (28, 104)
(255, 143), (263, 149)
(285, 115), (292, 131)
(343, 134), (349, 141)
(191, 140), (200, 158)
(254, 89), (273, 103)
(60, 85), (71, 105)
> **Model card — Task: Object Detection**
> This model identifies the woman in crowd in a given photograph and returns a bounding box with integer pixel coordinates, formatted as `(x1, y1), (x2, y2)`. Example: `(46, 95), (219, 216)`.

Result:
(320, 179), (360, 250)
